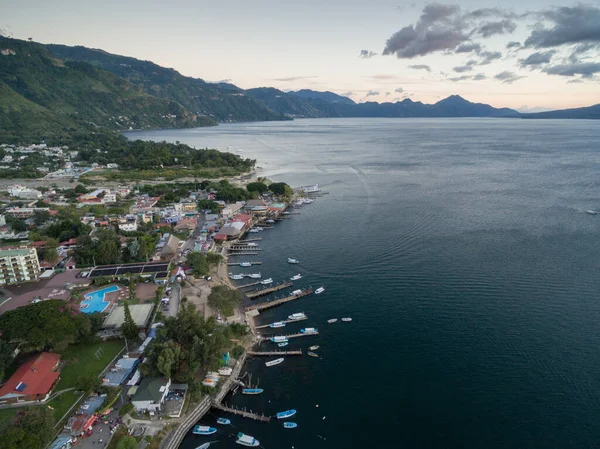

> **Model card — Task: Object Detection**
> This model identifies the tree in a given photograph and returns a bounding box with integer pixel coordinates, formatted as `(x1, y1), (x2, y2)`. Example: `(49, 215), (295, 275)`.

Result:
(121, 301), (139, 342)
(9, 219), (27, 233)
(116, 435), (138, 449)
(156, 341), (182, 378)
(269, 182), (293, 197)
(96, 240), (119, 265)
(208, 285), (242, 317)
(33, 210), (50, 226)
(0, 340), (14, 378)
(186, 252), (209, 276)
(42, 246), (59, 263)
(0, 407), (55, 449)
(246, 181), (268, 194)
(75, 374), (101, 392)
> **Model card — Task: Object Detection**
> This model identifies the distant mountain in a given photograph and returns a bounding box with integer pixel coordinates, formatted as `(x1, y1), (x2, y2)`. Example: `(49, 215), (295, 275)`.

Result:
(246, 87), (327, 118)
(46, 44), (287, 123)
(520, 103), (600, 119)
(0, 37), (209, 143)
(290, 89), (356, 105)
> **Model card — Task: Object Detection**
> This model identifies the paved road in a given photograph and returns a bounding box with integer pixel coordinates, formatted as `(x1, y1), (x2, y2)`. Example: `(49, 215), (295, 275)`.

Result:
(168, 283), (181, 318)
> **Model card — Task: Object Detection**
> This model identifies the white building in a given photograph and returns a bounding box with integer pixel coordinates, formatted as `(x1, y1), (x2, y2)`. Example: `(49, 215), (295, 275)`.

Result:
(0, 246), (41, 286)
(221, 201), (245, 218)
(131, 377), (171, 413)
(8, 185), (42, 200)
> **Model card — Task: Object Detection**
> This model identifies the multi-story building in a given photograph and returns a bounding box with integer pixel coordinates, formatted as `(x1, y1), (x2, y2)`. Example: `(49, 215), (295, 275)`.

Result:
(0, 246), (41, 286)
(8, 185), (42, 200)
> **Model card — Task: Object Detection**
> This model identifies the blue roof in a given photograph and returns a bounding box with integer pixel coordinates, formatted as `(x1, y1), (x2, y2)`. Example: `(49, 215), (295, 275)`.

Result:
(15, 382), (27, 392)
(49, 435), (72, 449)
(103, 357), (140, 386)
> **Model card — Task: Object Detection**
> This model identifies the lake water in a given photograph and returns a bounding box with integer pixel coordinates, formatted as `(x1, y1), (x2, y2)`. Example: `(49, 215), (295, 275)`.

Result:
(127, 118), (600, 449)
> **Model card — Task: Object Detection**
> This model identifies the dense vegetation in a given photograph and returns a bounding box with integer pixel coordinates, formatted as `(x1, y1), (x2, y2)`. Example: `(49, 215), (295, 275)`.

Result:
(186, 252), (223, 277)
(208, 285), (242, 317)
(0, 408), (55, 449)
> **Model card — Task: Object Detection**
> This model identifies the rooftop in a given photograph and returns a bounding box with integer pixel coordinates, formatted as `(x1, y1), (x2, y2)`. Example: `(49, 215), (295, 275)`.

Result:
(102, 304), (154, 329)
(0, 352), (60, 399)
(132, 376), (170, 403)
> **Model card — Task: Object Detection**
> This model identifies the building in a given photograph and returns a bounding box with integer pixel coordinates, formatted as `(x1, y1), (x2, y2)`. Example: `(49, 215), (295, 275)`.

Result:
(101, 356), (140, 387)
(102, 303), (154, 330)
(214, 213), (252, 241)
(4, 207), (50, 218)
(159, 235), (182, 260)
(8, 185), (42, 199)
(180, 202), (197, 213)
(131, 377), (171, 413)
(221, 201), (245, 218)
(0, 352), (61, 404)
(0, 246), (41, 286)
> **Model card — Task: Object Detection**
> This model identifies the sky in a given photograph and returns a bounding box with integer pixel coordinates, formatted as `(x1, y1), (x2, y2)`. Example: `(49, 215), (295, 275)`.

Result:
(1, 0), (599, 111)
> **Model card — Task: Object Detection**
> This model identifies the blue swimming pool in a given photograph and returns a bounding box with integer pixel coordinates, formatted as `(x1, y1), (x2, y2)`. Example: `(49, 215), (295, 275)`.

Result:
(79, 285), (119, 313)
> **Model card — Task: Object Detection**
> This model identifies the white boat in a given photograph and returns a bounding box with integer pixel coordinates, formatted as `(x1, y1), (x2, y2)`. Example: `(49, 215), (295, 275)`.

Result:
(287, 258), (299, 264)
(283, 211), (290, 215)
(278, 342), (288, 347)
(260, 278), (273, 285)
(193, 425), (217, 435)
(255, 227), (264, 231)
(341, 317), (352, 322)
(265, 358), (284, 367)
(247, 243), (258, 247)
(218, 367), (233, 376)
(196, 443), (212, 449)
(315, 287), (325, 294)
(270, 336), (288, 343)
(236, 433), (260, 447)
(290, 274), (302, 281)
(248, 229), (259, 233)
(248, 273), (262, 279)
(266, 219), (275, 224)
(300, 327), (317, 334)
(309, 345), (320, 350)
(586, 210), (598, 215)
(288, 312), (306, 321)
(304, 199), (314, 204)
(229, 274), (244, 280)
(239, 262), (252, 267)
(303, 184), (320, 193)
(327, 318), (338, 323)
(269, 322), (286, 328)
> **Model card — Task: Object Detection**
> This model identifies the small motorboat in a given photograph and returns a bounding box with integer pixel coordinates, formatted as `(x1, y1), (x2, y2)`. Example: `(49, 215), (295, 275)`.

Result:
(315, 286), (325, 294)
(265, 358), (284, 367)
(287, 258), (299, 264)
(266, 219), (275, 224)
(195, 443), (212, 449)
(248, 229), (259, 233)
(278, 342), (289, 347)
(242, 388), (264, 395)
(309, 345), (320, 350)
(248, 273), (262, 279)
(193, 425), (217, 435)
(239, 262), (252, 267)
(276, 409), (297, 419)
(307, 351), (319, 358)
(283, 422), (298, 429)
(216, 418), (231, 425)
(269, 321), (286, 328)
(229, 274), (244, 280)
(290, 273), (303, 280)
(236, 433), (260, 447)
(218, 367), (232, 376)
(288, 312), (306, 321)
(301, 328), (317, 334)
(283, 211), (290, 215)
(270, 336), (288, 343)
(260, 278), (273, 285)
(341, 317), (352, 322)
(586, 210), (598, 215)
(327, 318), (338, 323)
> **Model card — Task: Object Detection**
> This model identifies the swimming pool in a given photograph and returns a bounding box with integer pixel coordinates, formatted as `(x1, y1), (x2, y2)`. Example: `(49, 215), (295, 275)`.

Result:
(79, 285), (119, 313)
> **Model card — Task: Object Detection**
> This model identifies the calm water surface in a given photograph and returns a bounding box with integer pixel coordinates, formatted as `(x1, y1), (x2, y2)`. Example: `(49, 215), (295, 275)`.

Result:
(127, 118), (600, 449)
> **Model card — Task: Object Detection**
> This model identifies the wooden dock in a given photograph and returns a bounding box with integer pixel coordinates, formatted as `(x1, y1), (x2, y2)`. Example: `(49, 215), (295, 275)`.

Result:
(242, 238), (263, 242)
(227, 252), (259, 256)
(227, 261), (262, 266)
(231, 246), (264, 251)
(246, 288), (313, 311)
(211, 402), (271, 423)
(261, 331), (319, 340)
(255, 316), (308, 329)
(238, 280), (263, 289)
(246, 282), (293, 299)
(247, 350), (303, 356)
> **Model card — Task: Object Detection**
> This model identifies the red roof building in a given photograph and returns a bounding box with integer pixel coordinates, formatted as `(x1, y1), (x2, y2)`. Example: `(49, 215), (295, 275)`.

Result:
(0, 352), (61, 404)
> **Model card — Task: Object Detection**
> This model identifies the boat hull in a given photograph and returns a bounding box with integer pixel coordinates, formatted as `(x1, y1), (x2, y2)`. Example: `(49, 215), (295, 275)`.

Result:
(242, 388), (264, 395)
(276, 409), (297, 419)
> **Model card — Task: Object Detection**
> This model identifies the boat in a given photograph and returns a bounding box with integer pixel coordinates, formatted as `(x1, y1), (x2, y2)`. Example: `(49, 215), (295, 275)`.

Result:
(586, 210), (598, 215)
(270, 336), (288, 343)
(303, 184), (320, 193)
(218, 367), (232, 376)
(341, 317), (352, 322)
(309, 345), (320, 350)
(241, 388), (264, 395)
(288, 312), (306, 321)
(283, 422), (298, 429)
(265, 219), (275, 224)
(248, 273), (262, 279)
(239, 262), (252, 267)
(276, 409), (297, 419)
(195, 443), (212, 449)
(290, 274), (302, 280)
(283, 211), (290, 215)
(327, 318), (338, 323)
(236, 433), (260, 447)
(255, 227), (264, 231)
(315, 286), (325, 294)
(287, 258), (299, 264)
(216, 418), (231, 425)
(260, 278), (273, 285)
(301, 328), (317, 334)
(229, 274), (244, 280)
(304, 198), (314, 204)
(307, 351), (319, 358)
(278, 342), (289, 347)
(248, 229), (259, 233)
(265, 358), (284, 367)
(201, 381), (216, 388)
(193, 425), (217, 435)
(269, 321), (286, 328)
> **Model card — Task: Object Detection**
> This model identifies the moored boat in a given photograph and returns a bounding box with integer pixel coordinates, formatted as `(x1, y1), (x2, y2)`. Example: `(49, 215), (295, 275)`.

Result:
(288, 312), (306, 321)
(193, 425), (217, 435)
(307, 351), (319, 358)
(315, 286), (325, 294)
(270, 336), (288, 343)
(239, 262), (252, 267)
(287, 258), (299, 264)
(196, 443), (212, 449)
(229, 274), (244, 280)
(218, 367), (232, 376)
(266, 219), (275, 223)
(586, 210), (598, 215)
(327, 318), (338, 323)
(265, 358), (284, 367)
(248, 273), (262, 279)
(278, 342), (289, 347)
(260, 278), (273, 285)
(283, 422), (298, 429)
(290, 274), (302, 280)
(242, 388), (264, 395)
(300, 327), (317, 334)
(216, 418), (231, 425)
(309, 345), (320, 350)
(276, 409), (297, 419)
(236, 433), (260, 447)
(269, 321), (286, 328)
(248, 229), (259, 233)
(341, 317), (352, 322)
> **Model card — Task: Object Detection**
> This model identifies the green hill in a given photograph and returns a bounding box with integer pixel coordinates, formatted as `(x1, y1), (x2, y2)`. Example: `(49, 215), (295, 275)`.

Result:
(46, 44), (288, 123)
(0, 36), (214, 143)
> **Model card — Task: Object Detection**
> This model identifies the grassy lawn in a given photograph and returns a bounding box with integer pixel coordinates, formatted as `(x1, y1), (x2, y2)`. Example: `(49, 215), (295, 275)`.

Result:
(56, 340), (124, 390)
(47, 390), (83, 423)
(0, 408), (17, 427)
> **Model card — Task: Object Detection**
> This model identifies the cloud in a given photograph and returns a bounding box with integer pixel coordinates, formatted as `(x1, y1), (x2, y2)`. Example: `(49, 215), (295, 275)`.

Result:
(506, 41), (521, 50)
(367, 74), (399, 80)
(478, 50), (502, 65)
(213, 79), (232, 83)
(366, 90), (380, 96)
(543, 62), (600, 78)
(273, 76), (318, 82)
(408, 64), (431, 72)
(456, 42), (481, 53)
(568, 43), (600, 63)
(394, 87), (404, 93)
(453, 60), (477, 73)
(341, 91), (354, 96)
(476, 19), (517, 38)
(494, 71), (526, 84)
(567, 79), (583, 83)
(359, 49), (378, 59)
(465, 8), (517, 20)
(448, 75), (472, 82)
(386, 92), (391, 96)
(519, 50), (556, 67)
(472, 73), (487, 80)
(525, 5), (600, 48)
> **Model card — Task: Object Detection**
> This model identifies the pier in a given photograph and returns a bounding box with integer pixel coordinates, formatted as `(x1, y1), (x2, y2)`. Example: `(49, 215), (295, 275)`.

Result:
(227, 252), (259, 256)
(261, 331), (319, 340)
(238, 280), (264, 289)
(227, 261), (262, 266)
(211, 403), (271, 423)
(230, 246), (264, 251)
(242, 238), (263, 242)
(246, 282), (293, 299)
(246, 288), (313, 311)
(247, 350), (303, 356)
(255, 316), (308, 328)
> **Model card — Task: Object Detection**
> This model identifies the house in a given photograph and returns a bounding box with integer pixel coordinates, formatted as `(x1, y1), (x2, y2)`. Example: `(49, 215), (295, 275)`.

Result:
(0, 352), (61, 404)
(101, 356), (140, 387)
(220, 201), (245, 219)
(159, 235), (181, 260)
(174, 218), (196, 232)
(131, 377), (171, 413)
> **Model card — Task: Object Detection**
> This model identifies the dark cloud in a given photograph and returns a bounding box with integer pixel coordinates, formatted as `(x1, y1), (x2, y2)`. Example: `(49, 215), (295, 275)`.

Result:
(568, 43), (600, 63)
(543, 62), (600, 78)
(359, 49), (377, 59)
(214, 79), (232, 83)
(478, 50), (502, 65)
(465, 8), (517, 20)
(472, 73), (487, 80)
(341, 91), (354, 96)
(477, 19), (517, 38)
(456, 42), (481, 53)
(367, 74), (398, 80)
(386, 92), (391, 96)
(394, 87), (404, 93)
(525, 5), (600, 48)
(453, 60), (477, 73)
(506, 41), (521, 50)
(366, 90), (380, 96)
(494, 71), (526, 84)
(448, 75), (472, 82)
(567, 79), (583, 84)
(408, 64), (431, 72)
(519, 50), (556, 67)
(273, 76), (318, 82)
